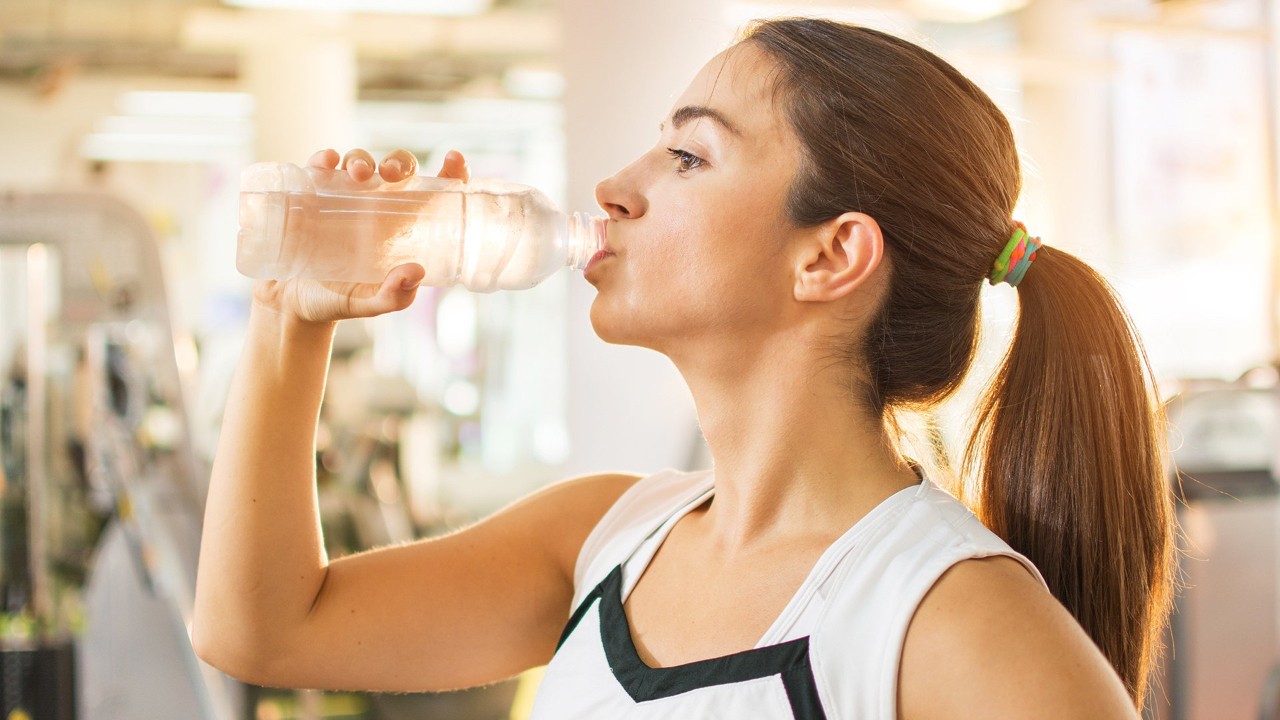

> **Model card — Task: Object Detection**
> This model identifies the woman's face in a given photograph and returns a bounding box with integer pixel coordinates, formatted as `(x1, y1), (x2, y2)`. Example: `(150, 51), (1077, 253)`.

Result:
(587, 43), (810, 356)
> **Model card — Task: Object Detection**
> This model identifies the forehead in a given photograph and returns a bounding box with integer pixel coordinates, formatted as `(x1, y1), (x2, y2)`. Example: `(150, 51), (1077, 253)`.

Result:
(672, 43), (792, 146)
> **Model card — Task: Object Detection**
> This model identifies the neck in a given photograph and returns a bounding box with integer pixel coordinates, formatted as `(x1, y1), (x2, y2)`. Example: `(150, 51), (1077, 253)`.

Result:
(670, 329), (921, 550)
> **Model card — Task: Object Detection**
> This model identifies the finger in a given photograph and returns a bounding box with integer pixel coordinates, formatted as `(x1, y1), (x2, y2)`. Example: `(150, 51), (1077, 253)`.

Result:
(308, 148), (340, 169)
(379, 149), (419, 184)
(390, 262), (426, 289)
(341, 148), (377, 182)
(436, 149), (470, 183)
(349, 263), (427, 317)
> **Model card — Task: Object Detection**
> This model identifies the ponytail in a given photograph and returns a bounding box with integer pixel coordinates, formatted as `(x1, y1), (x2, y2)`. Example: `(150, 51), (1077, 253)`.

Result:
(961, 245), (1176, 705)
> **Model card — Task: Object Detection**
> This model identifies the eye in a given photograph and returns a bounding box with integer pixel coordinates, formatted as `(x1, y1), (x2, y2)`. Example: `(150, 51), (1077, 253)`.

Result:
(665, 147), (705, 174)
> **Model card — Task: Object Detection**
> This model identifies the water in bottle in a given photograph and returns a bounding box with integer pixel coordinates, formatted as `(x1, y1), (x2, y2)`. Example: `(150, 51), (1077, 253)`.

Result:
(236, 162), (607, 292)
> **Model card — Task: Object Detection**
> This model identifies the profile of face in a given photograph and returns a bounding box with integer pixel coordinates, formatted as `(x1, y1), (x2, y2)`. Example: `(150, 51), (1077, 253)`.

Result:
(588, 43), (829, 361)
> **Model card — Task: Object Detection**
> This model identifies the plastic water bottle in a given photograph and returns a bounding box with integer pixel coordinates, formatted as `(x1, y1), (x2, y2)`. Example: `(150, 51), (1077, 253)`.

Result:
(236, 162), (607, 292)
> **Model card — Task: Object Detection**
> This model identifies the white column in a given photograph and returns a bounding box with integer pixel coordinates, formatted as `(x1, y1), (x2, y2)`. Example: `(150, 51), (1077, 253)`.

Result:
(1016, 0), (1111, 266)
(1267, 0), (1280, 360)
(557, 0), (731, 476)
(240, 10), (356, 163)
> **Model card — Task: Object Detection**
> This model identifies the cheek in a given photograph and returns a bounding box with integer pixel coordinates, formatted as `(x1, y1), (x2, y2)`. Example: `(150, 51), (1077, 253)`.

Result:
(628, 196), (712, 285)
(592, 239), (784, 347)
(657, 201), (784, 297)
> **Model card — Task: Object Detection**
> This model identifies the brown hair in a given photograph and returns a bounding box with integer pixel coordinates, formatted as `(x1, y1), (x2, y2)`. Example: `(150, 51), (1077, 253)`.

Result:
(745, 18), (1175, 706)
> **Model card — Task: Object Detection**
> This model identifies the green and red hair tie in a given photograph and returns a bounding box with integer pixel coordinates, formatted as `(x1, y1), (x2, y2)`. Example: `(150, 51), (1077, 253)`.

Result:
(988, 221), (1042, 288)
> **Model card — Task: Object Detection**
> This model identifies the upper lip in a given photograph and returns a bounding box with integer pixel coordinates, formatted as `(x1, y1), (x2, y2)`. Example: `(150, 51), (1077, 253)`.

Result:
(600, 220), (616, 255)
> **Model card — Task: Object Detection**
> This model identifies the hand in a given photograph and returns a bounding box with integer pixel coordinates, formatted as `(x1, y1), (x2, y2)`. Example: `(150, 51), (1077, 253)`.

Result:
(251, 147), (472, 324)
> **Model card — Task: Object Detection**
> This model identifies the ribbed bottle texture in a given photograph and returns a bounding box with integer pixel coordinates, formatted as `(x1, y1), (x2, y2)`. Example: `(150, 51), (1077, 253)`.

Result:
(236, 162), (606, 293)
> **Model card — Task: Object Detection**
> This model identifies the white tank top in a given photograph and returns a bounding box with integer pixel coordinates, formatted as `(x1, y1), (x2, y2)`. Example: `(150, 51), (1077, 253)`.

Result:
(530, 468), (1046, 720)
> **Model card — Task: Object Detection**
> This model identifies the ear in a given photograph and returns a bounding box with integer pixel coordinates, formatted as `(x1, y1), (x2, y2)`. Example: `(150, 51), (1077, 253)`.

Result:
(793, 212), (884, 303)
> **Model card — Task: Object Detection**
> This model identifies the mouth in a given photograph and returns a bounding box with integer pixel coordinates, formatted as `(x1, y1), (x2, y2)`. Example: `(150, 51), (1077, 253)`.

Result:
(584, 249), (616, 276)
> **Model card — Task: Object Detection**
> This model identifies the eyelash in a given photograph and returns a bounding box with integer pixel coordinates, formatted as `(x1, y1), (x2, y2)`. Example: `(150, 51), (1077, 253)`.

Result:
(665, 147), (705, 174)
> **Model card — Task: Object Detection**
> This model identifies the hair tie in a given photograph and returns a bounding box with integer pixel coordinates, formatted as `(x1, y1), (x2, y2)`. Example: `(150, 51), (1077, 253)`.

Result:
(988, 222), (1042, 288)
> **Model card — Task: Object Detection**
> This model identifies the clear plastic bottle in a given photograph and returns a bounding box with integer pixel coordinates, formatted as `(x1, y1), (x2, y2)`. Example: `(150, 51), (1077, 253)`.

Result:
(236, 162), (607, 292)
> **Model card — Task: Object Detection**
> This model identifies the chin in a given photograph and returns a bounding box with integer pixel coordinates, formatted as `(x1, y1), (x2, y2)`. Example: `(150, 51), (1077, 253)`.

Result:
(588, 295), (630, 345)
(588, 294), (659, 350)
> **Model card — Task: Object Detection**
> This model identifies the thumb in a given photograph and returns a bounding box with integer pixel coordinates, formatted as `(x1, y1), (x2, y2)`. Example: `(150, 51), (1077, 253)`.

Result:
(350, 263), (426, 317)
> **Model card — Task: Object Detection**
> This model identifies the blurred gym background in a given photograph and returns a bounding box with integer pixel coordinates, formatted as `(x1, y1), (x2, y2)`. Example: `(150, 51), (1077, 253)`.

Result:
(0, 0), (1274, 717)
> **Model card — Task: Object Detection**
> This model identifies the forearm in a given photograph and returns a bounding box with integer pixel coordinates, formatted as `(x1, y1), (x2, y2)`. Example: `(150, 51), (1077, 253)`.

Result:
(192, 304), (336, 671)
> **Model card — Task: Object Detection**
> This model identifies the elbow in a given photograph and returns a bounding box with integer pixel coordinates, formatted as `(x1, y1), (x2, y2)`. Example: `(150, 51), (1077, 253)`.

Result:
(190, 616), (227, 670)
(190, 617), (274, 686)
(191, 578), (275, 683)
(191, 590), (231, 671)
(190, 618), (246, 680)
(191, 615), (313, 689)
(190, 571), (325, 686)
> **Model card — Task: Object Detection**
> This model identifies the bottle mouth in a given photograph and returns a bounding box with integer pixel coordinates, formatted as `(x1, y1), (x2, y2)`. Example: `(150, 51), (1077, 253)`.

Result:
(568, 212), (607, 270)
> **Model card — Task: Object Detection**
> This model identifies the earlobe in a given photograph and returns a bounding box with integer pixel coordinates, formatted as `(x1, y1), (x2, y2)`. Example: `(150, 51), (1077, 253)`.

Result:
(794, 212), (884, 303)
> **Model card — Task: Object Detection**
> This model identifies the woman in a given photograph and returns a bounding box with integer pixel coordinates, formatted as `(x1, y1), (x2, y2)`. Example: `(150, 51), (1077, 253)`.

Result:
(193, 18), (1174, 719)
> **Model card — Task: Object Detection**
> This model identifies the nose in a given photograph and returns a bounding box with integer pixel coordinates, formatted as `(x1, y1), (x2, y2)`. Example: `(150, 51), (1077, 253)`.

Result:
(594, 159), (648, 221)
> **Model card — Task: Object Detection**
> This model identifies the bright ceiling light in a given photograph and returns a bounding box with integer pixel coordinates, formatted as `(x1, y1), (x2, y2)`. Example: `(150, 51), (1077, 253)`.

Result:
(221, 0), (490, 15)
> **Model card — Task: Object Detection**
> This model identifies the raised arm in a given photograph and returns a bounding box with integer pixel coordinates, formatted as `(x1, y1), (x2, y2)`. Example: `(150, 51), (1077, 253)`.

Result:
(192, 148), (638, 692)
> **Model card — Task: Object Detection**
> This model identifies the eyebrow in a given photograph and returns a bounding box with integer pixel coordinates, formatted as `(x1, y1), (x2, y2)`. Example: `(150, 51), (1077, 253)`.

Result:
(660, 105), (743, 137)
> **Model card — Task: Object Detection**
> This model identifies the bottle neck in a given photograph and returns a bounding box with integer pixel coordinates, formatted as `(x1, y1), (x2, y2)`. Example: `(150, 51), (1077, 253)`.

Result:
(566, 212), (607, 270)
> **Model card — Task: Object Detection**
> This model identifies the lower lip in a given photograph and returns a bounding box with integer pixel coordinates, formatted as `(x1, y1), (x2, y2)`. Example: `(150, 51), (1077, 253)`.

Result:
(584, 250), (615, 275)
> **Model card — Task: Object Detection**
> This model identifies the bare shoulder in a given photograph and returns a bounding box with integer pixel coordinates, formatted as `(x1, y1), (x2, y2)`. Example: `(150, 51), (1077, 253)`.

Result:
(516, 471), (643, 511)
(897, 555), (1138, 720)
(504, 472), (644, 581)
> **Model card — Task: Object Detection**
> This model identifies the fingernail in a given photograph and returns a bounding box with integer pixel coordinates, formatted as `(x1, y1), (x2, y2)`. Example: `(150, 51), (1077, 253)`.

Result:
(400, 277), (418, 291)
(385, 158), (403, 175)
(351, 158), (370, 172)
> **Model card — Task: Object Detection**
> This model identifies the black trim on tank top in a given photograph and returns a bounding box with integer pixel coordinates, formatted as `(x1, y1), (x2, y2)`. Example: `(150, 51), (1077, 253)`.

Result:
(553, 564), (828, 720)
(555, 581), (603, 652)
